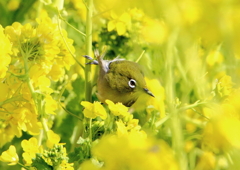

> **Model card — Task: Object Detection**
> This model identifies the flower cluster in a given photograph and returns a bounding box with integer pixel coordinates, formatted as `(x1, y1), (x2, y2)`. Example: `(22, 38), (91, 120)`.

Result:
(1, 0), (240, 170)
(81, 132), (178, 170)
(0, 13), (75, 148)
(0, 131), (73, 169)
(0, 9), (75, 169)
(80, 99), (178, 170)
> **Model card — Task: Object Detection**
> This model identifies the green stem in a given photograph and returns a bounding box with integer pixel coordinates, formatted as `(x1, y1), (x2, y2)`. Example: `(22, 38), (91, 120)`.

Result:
(41, 117), (49, 132)
(84, 0), (93, 102)
(89, 118), (93, 142)
(58, 12), (86, 37)
(56, 0), (84, 70)
(155, 114), (170, 128)
(54, 0), (64, 10)
(22, 50), (49, 134)
(17, 162), (31, 170)
(136, 50), (145, 63)
(165, 32), (187, 170)
(38, 129), (44, 146)
(56, 0), (84, 71)
(57, 13), (85, 70)
(36, 0), (42, 17)
(71, 0), (94, 155)
(0, 95), (24, 107)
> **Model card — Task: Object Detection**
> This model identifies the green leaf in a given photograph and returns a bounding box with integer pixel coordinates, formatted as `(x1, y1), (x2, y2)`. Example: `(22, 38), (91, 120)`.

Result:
(32, 154), (53, 170)
(13, 0), (37, 23)
(55, 114), (75, 151)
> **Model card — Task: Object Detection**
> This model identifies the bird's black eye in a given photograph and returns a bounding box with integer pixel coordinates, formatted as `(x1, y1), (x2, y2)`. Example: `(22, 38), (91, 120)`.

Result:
(128, 79), (136, 88)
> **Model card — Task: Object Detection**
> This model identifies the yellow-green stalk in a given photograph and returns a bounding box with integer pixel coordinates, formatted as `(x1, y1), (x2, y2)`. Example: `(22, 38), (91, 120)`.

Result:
(165, 32), (188, 170)
(85, 0), (93, 102)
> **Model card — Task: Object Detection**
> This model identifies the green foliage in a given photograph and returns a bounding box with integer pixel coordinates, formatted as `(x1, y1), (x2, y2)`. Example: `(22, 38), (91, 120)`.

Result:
(32, 154), (52, 170)
(98, 28), (131, 58)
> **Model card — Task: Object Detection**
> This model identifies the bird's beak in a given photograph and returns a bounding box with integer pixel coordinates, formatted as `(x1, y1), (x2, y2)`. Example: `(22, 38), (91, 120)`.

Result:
(143, 88), (155, 97)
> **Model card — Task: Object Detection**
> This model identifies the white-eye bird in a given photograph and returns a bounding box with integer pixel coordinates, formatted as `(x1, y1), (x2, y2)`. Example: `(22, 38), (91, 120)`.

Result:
(84, 50), (154, 107)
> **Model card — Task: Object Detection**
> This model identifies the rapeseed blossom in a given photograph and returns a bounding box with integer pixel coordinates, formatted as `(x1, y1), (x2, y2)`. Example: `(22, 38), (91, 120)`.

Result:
(0, 26), (12, 78)
(0, 145), (19, 165)
(203, 114), (240, 153)
(105, 99), (129, 116)
(81, 101), (107, 119)
(0, 13), (76, 148)
(20, 131), (73, 169)
(46, 130), (61, 148)
(140, 17), (168, 44)
(7, 107), (41, 137)
(1, 0), (240, 169)
(81, 131), (179, 170)
(206, 50), (224, 67)
(107, 11), (131, 35)
(21, 137), (42, 165)
(133, 78), (165, 118)
(41, 131), (73, 169)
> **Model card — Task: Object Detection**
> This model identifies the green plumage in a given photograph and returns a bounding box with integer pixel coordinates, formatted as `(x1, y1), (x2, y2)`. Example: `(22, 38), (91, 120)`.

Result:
(106, 60), (145, 93)
(84, 50), (154, 107)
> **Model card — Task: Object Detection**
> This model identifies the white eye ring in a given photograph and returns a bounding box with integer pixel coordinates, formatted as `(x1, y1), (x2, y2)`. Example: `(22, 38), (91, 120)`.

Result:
(128, 79), (136, 88)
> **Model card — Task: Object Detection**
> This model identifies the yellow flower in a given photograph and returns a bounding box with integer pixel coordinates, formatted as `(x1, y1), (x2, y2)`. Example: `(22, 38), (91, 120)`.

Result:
(133, 78), (165, 118)
(107, 11), (131, 35)
(21, 83), (32, 101)
(0, 128), (15, 148)
(80, 159), (101, 170)
(29, 64), (47, 83)
(47, 64), (65, 81)
(0, 145), (19, 165)
(206, 50), (224, 67)
(141, 17), (168, 44)
(59, 160), (74, 170)
(71, 0), (87, 21)
(0, 14), (76, 148)
(116, 120), (128, 136)
(105, 99), (129, 116)
(184, 140), (195, 153)
(129, 8), (144, 21)
(44, 95), (58, 115)
(34, 76), (53, 94)
(146, 78), (165, 115)
(82, 132), (179, 170)
(46, 130), (61, 148)
(21, 137), (42, 165)
(116, 115), (144, 137)
(195, 151), (216, 170)
(203, 114), (240, 153)
(5, 14), (75, 83)
(54, 29), (75, 70)
(81, 101), (107, 119)
(7, 107), (41, 137)
(22, 152), (34, 166)
(126, 118), (141, 131)
(5, 21), (53, 78)
(215, 75), (233, 98)
(94, 0), (128, 19)
(225, 88), (240, 118)
(21, 137), (39, 153)
(0, 25), (12, 79)
(92, 132), (147, 169)
(179, 0), (202, 25)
